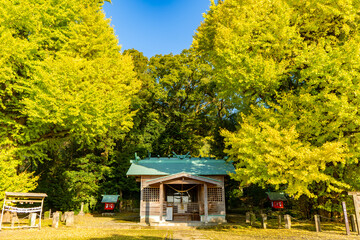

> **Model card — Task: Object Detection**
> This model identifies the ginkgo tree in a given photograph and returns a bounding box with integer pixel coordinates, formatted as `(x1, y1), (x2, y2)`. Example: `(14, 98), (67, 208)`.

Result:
(0, 0), (139, 205)
(194, 0), (360, 200)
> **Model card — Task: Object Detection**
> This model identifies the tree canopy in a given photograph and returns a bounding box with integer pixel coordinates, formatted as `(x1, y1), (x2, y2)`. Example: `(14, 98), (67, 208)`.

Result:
(193, 0), (360, 199)
(0, 0), (139, 206)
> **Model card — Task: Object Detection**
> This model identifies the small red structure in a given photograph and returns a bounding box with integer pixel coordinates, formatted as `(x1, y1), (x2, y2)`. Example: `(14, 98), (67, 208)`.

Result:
(104, 203), (115, 210)
(271, 200), (284, 209)
(101, 195), (119, 211)
(266, 192), (287, 209)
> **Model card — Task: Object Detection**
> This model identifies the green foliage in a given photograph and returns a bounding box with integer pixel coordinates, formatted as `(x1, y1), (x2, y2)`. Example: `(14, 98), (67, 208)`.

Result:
(148, 50), (220, 155)
(0, 146), (38, 202)
(194, 0), (360, 201)
(223, 118), (349, 198)
(0, 0), (139, 209)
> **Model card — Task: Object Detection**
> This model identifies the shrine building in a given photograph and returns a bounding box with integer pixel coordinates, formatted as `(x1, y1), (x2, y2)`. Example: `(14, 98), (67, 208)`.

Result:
(126, 153), (235, 224)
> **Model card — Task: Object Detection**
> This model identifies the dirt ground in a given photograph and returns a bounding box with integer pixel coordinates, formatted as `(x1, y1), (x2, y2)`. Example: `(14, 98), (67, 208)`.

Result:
(0, 213), (358, 240)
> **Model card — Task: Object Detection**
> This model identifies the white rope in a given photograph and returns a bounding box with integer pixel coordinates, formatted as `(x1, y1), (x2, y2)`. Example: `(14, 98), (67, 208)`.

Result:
(4, 205), (42, 213)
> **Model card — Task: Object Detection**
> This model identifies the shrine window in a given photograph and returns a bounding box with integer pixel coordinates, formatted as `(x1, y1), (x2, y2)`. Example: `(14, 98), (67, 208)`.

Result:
(208, 187), (223, 202)
(142, 187), (159, 202)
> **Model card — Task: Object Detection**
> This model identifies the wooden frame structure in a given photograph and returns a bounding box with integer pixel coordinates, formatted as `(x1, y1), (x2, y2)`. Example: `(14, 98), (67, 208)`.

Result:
(0, 192), (47, 230)
(349, 192), (360, 235)
(140, 172), (226, 223)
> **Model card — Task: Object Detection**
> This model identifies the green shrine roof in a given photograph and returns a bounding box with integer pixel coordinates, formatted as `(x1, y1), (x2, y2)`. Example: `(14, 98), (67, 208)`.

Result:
(266, 192), (287, 201)
(101, 195), (120, 203)
(126, 154), (235, 176)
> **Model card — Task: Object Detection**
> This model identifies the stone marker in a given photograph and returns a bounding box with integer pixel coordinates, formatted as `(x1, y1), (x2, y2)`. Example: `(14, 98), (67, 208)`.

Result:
(342, 202), (350, 235)
(314, 215), (321, 232)
(29, 213), (37, 227)
(246, 212), (250, 224)
(65, 211), (74, 226)
(52, 212), (59, 228)
(284, 214), (291, 229)
(261, 214), (267, 229)
(78, 202), (85, 216)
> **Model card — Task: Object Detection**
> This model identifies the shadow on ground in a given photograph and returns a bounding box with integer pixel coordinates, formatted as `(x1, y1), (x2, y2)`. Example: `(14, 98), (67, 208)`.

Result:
(90, 235), (163, 240)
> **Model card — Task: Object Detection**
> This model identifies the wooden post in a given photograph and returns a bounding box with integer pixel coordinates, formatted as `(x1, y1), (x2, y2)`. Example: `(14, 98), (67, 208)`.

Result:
(314, 215), (321, 232)
(261, 214), (267, 229)
(342, 201), (351, 235)
(284, 214), (291, 229)
(52, 212), (59, 228)
(246, 212), (250, 224)
(0, 194), (6, 230)
(222, 185), (226, 217)
(39, 197), (44, 230)
(278, 214), (282, 228)
(204, 183), (208, 223)
(159, 183), (164, 222)
(351, 214), (357, 232)
(350, 192), (360, 235)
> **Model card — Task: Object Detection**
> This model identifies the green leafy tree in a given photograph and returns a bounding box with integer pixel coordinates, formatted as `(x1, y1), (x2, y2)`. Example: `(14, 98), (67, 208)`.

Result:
(148, 50), (219, 155)
(0, 146), (38, 202)
(194, 0), (360, 203)
(0, 0), (139, 208)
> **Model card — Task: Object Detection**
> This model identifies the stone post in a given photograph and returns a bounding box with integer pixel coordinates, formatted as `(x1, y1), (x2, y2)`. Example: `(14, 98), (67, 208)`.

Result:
(29, 213), (37, 227)
(261, 214), (267, 229)
(342, 201), (350, 235)
(65, 211), (74, 226)
(52, 212), (59, 228)
(78, 202), (85, 216)
(246, 212), (250, 224)
(314, 215), (321, 232)
(284, 214), (291, 229)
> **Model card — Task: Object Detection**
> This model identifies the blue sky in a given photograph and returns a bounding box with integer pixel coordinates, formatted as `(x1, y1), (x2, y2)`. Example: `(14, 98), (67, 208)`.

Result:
(102, 0), (211, 58)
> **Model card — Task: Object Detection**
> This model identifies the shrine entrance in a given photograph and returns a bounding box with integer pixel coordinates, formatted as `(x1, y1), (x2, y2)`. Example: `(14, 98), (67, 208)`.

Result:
(139, 172), (228, 224)
(164, 184), (201, 222)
